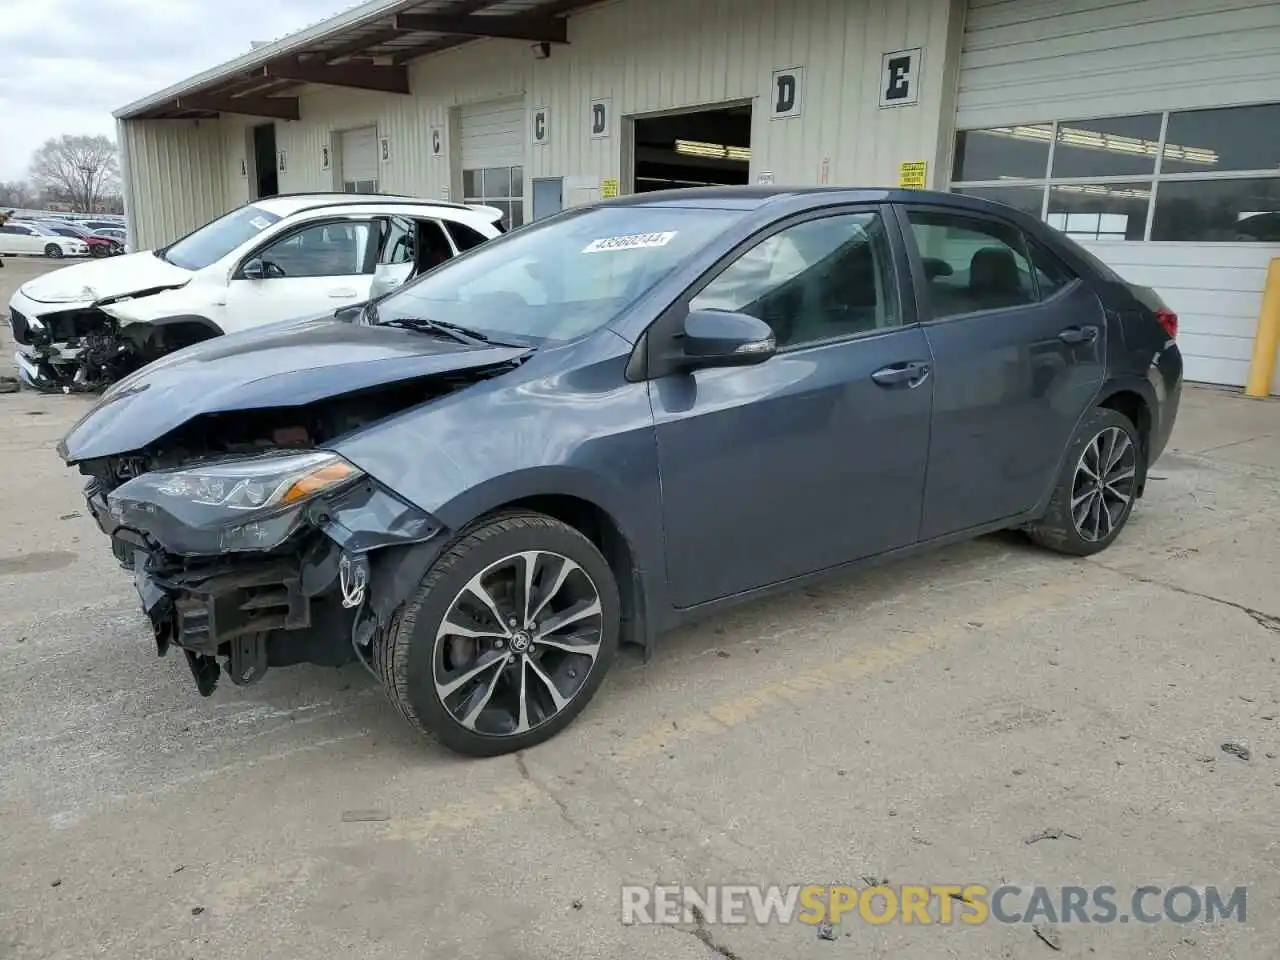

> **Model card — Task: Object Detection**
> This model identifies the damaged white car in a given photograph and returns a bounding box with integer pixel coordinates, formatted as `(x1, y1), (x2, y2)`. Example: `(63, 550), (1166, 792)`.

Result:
(7, 193), (505, 392)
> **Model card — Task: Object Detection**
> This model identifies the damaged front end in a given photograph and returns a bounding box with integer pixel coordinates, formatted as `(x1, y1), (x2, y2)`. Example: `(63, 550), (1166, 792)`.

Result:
(11, 285), (193, 394)
(81, 447), (448, 696)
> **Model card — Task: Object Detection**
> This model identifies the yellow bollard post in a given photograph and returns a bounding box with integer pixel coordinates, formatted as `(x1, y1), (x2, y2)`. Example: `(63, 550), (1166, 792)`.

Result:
(1245, 257), (1280, 398)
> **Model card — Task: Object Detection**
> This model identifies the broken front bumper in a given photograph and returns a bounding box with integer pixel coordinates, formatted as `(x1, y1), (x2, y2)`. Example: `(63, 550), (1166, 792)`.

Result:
(83, 467), (446, 695)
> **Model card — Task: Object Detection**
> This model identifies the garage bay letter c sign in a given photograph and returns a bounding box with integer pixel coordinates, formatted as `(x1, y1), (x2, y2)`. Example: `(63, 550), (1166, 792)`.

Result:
(880, 48), (922, 108)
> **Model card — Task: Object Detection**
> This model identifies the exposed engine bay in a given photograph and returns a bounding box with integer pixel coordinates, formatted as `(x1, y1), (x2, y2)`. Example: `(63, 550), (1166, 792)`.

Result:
(10, 292), (207, 393)
(73, 368), (514, 697)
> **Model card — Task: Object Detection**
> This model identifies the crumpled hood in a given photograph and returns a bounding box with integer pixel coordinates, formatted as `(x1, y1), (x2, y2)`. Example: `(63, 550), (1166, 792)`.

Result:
(20, 250), (191, 305)
(57, 317), (530, 463)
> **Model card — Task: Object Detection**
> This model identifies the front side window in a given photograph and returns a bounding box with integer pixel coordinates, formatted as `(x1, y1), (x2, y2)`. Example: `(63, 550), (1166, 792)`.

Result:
(162, 204), (284, 270)
(375, 205), (743, 344)
(905, 210), (1035, 318)
(690, 212), (899, 349)
(256, 221), (374, 278)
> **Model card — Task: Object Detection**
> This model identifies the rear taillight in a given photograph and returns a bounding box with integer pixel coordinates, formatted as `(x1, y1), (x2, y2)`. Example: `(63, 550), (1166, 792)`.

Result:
(1155, 307), (1178, 339)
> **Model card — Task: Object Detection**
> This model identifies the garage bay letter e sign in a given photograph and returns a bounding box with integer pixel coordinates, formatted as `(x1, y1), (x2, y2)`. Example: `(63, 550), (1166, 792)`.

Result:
(880, 48), (922, 108)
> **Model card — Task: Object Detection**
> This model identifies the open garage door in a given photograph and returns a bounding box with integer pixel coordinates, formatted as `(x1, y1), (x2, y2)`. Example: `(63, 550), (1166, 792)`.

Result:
(460, 98), (525, 229)
(339, 126), (379, 194)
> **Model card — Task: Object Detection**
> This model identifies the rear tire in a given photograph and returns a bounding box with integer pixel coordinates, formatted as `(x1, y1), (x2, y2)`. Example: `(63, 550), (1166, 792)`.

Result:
(44, 244), (63, 259)
(1027, 407), (1143, 557)
(372, 511), (620, 757)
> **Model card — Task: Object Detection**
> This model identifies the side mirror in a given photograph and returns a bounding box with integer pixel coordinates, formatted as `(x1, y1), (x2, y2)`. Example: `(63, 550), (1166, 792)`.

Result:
(678, 309), (776, 369)
(242, 258), (266, 280)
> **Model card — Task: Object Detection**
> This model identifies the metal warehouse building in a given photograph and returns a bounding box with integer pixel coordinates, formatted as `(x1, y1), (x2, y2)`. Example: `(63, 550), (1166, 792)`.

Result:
(115, 0), (1280, 391)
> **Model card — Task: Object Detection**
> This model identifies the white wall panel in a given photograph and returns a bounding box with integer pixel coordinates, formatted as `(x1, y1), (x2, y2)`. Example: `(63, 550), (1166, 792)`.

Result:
(121, 119), (227, 250)
(1077, 240), (1280, 389)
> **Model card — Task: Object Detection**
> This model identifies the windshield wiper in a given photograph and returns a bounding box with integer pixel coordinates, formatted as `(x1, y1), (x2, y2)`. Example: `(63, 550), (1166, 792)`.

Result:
(380, 316), (521, 348)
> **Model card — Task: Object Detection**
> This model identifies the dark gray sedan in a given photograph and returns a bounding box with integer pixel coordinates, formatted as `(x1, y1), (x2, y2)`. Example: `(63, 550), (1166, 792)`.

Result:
(57, 187), (1183, 756)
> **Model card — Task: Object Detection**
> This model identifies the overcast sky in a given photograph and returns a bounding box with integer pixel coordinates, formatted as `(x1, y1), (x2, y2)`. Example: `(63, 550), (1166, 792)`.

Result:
(0, 0), (353, 181)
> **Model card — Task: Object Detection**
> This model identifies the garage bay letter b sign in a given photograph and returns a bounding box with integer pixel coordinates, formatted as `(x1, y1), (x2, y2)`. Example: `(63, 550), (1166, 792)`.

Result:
(880, 48), (922, 108)
(771, 67), (804, 119)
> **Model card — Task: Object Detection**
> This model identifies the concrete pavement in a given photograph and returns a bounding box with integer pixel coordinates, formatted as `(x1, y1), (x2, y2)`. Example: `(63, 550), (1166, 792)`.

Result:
(2, 257), (1278, 959)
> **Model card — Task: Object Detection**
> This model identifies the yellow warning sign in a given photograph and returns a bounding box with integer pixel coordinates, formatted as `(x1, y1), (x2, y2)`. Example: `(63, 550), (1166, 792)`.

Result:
(601, 178), (620, 199)
(898, 161), (927, 189)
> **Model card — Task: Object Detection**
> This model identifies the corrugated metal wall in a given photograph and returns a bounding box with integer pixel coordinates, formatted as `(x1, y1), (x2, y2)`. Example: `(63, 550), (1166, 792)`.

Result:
(957, 0), (1280, 129)
(121, 120), (228, 251)
(127, 0), (959, 241)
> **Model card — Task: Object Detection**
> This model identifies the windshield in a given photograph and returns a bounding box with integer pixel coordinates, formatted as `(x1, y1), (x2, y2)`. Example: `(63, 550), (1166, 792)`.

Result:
(161, 204), (284, 270)
(374, 205), (744, 343)
(28, 223), (58, 236)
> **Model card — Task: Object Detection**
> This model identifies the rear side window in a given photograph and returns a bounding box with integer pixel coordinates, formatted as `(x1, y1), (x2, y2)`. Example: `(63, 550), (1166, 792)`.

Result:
(1026, 239), (1079, 299)
(904, 209), (1036, 318)
(444, 221), (490, 252)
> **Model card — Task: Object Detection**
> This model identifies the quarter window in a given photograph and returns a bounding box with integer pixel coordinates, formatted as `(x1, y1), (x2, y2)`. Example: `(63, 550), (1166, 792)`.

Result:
(256, 221), (374, 278)
(690, 212), (899, 349)
(904, 210), (1035, 318)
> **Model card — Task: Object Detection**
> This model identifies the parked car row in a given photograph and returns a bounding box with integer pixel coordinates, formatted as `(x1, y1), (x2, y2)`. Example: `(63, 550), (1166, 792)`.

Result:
(31, 186), (1183, 756)
(0, 214), (128, 261)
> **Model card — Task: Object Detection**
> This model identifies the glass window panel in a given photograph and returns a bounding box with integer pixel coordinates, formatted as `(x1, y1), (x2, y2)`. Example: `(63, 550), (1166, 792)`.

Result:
(904, 210), (1035, 318)
(1046, 182), (1150, 241)
(952, 125), (1052, 181)
(462, 169), (481, 197)
(1051, 114), (1162, 178)
(509, 201), (525, 229)
(1151, 177), (1280, 242)
(482, 167), (511, 198)
(952, 185), (1045, 218)
(488, 200), (514, 229)
(510, 167), (524, 197)
(1162, 104), (1280, 175)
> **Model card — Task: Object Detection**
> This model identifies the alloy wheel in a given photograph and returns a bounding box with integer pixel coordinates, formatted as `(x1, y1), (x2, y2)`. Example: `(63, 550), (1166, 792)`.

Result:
(432, 550), (604, 737)
(1070, 425), (1137, 542)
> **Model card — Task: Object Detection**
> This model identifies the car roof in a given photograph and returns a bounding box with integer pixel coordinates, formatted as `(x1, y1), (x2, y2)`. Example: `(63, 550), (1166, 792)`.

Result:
(596, 185), (1015, 216)
(250, 192), (482, 218)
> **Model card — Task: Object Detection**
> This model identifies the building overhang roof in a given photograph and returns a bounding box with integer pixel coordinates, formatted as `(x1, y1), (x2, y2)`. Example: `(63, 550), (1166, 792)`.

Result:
(115, 0), (595, 121)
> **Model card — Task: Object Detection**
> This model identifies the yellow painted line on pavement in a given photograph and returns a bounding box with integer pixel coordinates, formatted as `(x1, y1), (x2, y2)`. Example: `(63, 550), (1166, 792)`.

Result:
(378, 576), (1095, 847)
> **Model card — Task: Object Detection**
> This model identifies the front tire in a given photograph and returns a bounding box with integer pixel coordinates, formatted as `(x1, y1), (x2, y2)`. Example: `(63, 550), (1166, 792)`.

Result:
(373, 511), (620, 757)
(44, 244), (63, 258)
(1027, 407), (1142, 556)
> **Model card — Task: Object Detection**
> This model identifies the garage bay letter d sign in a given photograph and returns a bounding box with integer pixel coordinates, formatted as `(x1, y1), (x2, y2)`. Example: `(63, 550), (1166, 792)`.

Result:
(590, 98), (611, 139)
(771, 67), (804, 119)
(880, 48), (922, 108)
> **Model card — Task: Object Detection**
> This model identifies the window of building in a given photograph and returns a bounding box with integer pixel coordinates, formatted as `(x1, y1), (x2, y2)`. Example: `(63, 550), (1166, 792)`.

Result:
(690, 212), (899, 349)
(903, 210), (1035, 318)
(950, 102), (1280, 243)
(463, 166), (524, 230)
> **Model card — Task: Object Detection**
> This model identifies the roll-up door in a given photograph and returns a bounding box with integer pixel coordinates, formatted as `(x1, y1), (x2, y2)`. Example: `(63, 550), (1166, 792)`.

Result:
(339, 126), (378, 194)
(951, 0), (1280, 389)
(460, 98), (525, 228)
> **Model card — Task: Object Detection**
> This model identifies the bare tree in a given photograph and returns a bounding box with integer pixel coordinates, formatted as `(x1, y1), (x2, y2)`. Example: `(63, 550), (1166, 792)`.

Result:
(28, 135), (121, 213)
(0, 180), (37, 208)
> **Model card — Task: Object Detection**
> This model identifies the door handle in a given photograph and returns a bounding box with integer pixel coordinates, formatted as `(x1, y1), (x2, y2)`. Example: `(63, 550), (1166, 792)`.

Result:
(1058, 325), (1099, 344)
(871, 360), (931, 387)
(328, 288), (357, 298)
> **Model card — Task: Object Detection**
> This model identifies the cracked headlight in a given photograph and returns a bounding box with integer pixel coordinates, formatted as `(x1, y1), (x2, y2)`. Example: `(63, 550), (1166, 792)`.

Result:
(108, 450), (364, 555)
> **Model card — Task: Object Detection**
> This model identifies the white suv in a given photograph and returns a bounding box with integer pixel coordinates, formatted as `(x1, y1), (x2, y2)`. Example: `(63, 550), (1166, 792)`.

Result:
(0, 221), (89, 259)
(7, 193), (505, 392)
